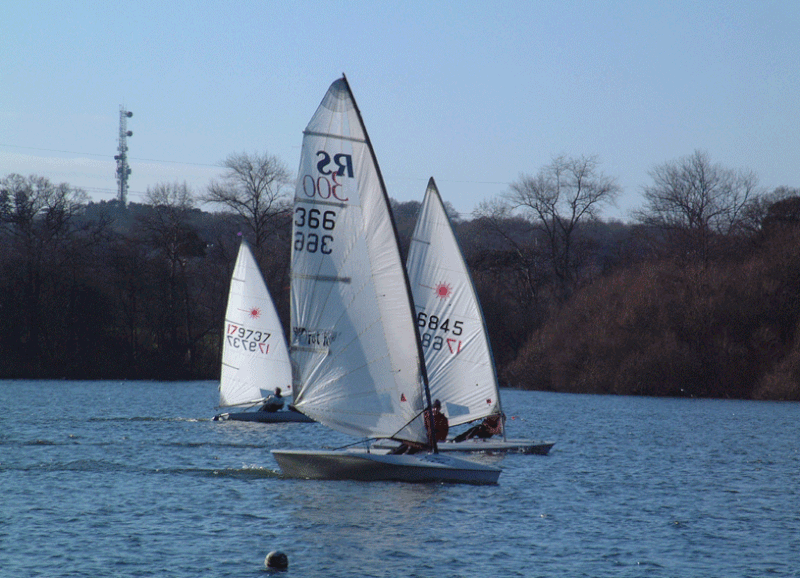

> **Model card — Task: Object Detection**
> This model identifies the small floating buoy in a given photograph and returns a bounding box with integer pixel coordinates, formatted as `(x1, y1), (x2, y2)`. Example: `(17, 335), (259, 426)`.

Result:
(265, 550), (288, 570)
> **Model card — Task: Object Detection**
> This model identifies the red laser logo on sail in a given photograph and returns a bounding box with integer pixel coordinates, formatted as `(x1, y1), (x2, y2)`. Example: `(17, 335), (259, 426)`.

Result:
(248, 307), (261, 319)
(435, 283), (452, 299)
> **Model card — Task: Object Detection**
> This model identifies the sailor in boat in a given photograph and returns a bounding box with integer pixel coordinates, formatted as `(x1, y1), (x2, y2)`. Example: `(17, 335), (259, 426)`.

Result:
(259, 387), (284, 412)
(391, 399), (449, 454)
(452, 413), (505, 442)
(427, 399), (449, 442)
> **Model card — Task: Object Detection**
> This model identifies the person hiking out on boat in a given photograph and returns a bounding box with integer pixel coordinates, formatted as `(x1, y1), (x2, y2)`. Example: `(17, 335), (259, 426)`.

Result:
(260, 387), (284, 412)
(390, 399), (449, 454)
(452, 413), (504, 442)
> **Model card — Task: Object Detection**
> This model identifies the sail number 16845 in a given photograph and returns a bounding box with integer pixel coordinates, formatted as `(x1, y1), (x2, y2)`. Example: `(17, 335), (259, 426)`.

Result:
(417, 312), (464, 354)
(416, 312), (463, 335)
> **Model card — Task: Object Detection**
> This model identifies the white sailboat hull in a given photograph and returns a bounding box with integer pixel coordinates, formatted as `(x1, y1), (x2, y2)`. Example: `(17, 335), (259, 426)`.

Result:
(213, 410), (315, 423)
(272, 449), (501, 485)
(443, 438), (554, 455)
(372, 438), (554, 455)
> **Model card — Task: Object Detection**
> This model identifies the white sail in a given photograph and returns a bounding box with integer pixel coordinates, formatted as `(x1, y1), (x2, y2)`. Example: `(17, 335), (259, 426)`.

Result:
(406, 178), (502, 427)
(219, 241), (292, 408)
(289, 77), (429, 444)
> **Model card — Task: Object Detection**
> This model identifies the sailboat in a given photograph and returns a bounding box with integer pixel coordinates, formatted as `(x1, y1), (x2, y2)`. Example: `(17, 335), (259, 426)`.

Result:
(400, 179), (553, 454)
(213, 240), (313, 423)
(271, 76), (500, 484)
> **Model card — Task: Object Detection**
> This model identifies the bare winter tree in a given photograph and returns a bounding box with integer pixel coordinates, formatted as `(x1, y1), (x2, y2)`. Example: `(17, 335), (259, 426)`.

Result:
(141, 181), (200, 261)
(0, 174), (92, 373)
(140, 181), (205, 373)
(470, 198), (552, 356)
(740, 186), (799, 234)
(0, 173), (88, 243)
(503, 155), (620, 299)
(204, 151), (291, 248)
(471, 198), (549, 310)
(636, 150), (760, 262)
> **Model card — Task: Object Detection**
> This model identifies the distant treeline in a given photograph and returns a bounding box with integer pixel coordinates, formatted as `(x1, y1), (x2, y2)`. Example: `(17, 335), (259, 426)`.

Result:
(2, 166), (800, 400)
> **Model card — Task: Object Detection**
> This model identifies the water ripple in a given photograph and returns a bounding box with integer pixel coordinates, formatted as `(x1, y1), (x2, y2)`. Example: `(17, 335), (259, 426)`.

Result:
(1, 381), (798, 577)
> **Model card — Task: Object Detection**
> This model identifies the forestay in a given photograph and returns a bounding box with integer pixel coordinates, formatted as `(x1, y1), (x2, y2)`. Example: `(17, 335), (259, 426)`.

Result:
(219, 241), (292, 407)
(290, 77), (428, 444)
(406, 179), (501, 427)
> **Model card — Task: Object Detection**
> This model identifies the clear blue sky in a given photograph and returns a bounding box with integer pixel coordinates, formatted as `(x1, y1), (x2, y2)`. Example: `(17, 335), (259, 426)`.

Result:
(2, 0), (798, 221)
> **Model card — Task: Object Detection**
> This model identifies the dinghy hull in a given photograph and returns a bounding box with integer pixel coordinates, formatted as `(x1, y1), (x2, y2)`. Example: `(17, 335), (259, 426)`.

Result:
(373, 438), (554, 455)
(272, 449), (500, 485)
(445, 438), (554, 455)
(213, 410), (314, 423)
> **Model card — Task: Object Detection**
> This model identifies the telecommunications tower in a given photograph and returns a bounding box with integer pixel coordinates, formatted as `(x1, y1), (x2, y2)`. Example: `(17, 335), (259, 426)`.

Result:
(114, 106), (133, 205)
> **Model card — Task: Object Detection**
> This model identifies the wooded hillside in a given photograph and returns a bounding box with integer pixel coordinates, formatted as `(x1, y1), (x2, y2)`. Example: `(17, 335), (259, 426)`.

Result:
(2, 171), (799, 400)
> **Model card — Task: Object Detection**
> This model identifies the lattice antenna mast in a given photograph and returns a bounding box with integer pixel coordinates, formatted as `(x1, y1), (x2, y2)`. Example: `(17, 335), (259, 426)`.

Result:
(114, 106), (133, 205)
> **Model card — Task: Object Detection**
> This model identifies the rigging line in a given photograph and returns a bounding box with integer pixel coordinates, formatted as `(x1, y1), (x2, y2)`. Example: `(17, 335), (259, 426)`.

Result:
(382, 174), (511, 186)
(329, 438), (376, 451)
(0, 144), (223, 169)
(3, 144), (509, 188)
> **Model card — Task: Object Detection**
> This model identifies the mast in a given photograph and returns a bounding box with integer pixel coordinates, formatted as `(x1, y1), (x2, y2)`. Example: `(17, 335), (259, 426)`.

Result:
(340, 75), (438, 452)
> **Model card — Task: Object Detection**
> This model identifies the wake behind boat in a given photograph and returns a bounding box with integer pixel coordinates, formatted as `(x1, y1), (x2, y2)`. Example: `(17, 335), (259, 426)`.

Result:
(213, 241), (314, 424)
(270, 76), (500, 484)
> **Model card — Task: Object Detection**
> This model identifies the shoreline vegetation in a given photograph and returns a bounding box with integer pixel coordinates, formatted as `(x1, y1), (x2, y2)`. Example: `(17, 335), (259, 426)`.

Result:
(2, 155), (799, 401)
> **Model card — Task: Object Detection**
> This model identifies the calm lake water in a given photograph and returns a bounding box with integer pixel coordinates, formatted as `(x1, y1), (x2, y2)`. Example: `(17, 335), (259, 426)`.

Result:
(1, 380), (798, 577)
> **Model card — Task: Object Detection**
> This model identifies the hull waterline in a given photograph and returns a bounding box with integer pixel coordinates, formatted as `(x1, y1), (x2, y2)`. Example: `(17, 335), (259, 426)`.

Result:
(213, 410), (315, 423)
(272, 449), (500, 485)
(373, 438), (554, 455)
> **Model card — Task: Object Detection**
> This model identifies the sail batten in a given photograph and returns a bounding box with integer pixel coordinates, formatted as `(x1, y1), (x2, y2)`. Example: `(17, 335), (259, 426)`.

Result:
(292, 274), (351, 284)
(303, 130), (367, 144)
(296, 198), (348, 208)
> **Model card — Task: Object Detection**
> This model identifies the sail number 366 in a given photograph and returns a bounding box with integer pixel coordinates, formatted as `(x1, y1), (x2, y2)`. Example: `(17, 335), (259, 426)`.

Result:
(294, 207), (336, 254)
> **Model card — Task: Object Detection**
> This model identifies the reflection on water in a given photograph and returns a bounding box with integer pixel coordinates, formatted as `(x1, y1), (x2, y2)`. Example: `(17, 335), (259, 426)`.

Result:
(1, 380), (799, 577)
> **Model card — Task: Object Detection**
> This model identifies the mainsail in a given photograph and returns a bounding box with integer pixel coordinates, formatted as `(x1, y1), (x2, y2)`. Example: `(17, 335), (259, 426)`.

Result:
(406, 178), (502, 427)
(219, 241), (292, 408)
(289, 76), (429, 444)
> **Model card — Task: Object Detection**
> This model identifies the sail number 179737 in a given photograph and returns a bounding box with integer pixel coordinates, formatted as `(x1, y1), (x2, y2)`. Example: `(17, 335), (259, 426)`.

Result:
(226, 324), (271, 354)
